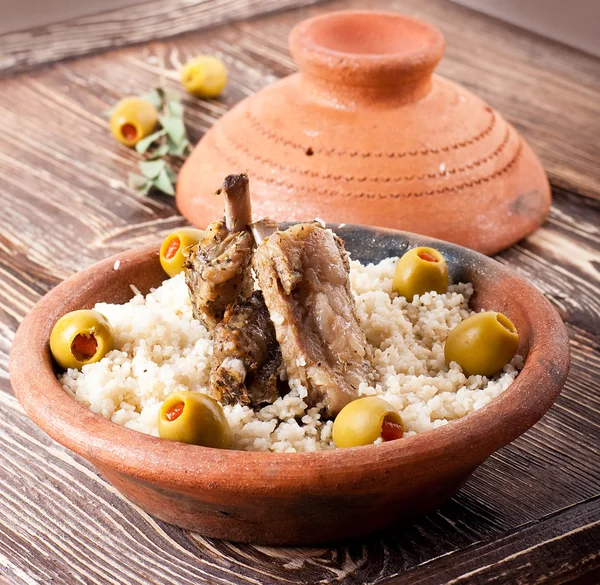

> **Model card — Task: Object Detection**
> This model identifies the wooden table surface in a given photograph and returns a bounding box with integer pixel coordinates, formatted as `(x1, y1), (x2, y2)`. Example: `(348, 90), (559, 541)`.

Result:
(1, 0), (599, 583)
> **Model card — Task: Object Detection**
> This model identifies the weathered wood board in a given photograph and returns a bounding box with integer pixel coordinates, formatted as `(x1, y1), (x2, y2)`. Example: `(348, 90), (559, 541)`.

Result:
(0, 0), (599, 583)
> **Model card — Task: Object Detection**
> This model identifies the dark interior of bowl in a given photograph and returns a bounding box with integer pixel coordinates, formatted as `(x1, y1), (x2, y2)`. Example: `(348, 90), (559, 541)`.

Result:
(335, 223), (472, 279)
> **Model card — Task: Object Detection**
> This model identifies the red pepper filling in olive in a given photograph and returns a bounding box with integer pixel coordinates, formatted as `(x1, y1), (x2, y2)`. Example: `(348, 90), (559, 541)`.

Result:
(381, 415), (404, 441)
(71, 333), (98, 361)
(120, 123), (138, 141)
(165, 402), (185, 421)
(164, 237), (181, 260)
(418, 251), (438, 263)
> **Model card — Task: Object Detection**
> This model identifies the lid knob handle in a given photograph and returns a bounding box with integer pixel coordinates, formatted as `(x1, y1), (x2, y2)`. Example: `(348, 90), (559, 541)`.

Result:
(289, 11), (445, 104)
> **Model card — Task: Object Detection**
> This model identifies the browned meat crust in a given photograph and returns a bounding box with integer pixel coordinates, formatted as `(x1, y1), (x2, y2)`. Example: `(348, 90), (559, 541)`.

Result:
(184, 174), (254, 329)
(209, 291), (282, 407)
(253, 222), (373, 417)
(184, 174), (283, 407)
(185, 223), (254, 329)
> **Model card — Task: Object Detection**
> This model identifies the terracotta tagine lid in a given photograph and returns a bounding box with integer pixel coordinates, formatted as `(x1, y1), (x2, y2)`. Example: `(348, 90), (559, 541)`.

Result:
(177, 11), (551, 254)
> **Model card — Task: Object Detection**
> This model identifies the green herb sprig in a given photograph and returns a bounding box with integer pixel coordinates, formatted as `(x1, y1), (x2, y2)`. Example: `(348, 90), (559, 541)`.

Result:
(127, 88), (191, 196)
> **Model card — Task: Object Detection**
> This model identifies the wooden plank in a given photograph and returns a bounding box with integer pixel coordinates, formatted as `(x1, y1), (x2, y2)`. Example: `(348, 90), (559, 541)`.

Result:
(499, 190), (600, 337)
(0, 0), (326, 77)
(381, 496), (600, 585)
(0, 0), (599, 583)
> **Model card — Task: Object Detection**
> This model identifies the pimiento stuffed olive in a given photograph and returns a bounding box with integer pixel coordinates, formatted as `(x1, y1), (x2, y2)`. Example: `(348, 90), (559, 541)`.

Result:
(160, 228), (205, 277)
(110, 97), (159, 147)
(158, 391), (232, 448)
(181, 56), (228, 98)
(393, 246), (449, 299)
(445, 311), (519, 377)
(332, 397), (404, 448)
(50, 310), (115, 370)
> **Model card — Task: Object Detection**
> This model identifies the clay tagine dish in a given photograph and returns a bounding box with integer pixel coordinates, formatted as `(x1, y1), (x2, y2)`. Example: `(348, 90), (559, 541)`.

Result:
(177, 11), (551, 255)
(9, 225), (569, 545)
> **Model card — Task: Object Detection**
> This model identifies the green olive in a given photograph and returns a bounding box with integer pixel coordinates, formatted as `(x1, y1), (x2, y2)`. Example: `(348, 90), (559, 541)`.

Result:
(158, 391), (232, 448)
(160, 228), (205, 277)
(110, 97), (158, 147)
(392, 246), (449, 299)
(445, 311), (519, 377)
(332, 397), (404, 449)
(50, 310), (115, 370)
(181, 56), (228, 98)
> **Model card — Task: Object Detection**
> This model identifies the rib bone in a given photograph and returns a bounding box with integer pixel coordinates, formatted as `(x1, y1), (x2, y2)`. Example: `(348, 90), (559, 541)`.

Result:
(220, 173), (252, 233)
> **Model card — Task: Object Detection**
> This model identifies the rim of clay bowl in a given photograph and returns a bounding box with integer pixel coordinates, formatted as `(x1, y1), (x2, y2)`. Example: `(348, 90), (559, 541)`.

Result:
(9, 226), (570, 494)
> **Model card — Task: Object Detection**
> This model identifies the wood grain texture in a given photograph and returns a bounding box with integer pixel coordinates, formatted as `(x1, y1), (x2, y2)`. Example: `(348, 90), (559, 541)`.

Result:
(0, 0), (326, 77)
(381, 496), (600, 585)
(0, 0), (599, 583)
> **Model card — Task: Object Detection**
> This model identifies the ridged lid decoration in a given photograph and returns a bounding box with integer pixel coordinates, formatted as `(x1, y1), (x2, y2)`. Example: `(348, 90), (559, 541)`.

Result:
(177, 11), (550, 254)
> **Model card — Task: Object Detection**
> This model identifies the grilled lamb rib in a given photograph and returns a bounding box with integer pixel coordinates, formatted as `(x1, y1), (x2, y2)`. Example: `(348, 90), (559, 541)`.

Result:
(184, 174), (283, 406)
(210, 290), (282, 407)
(184, 173), (255, 330)
(253, 222), (373, 417)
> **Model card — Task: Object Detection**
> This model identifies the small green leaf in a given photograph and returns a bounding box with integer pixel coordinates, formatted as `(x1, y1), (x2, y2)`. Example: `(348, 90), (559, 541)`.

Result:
(128, 172), (147, 190)
(148, 142), (170, 159)
(139, 159), (166, 179)
(141, 182), (154, 195)
(159, 114), (186, 144)
(141, 88), (164, 110)
(166, 135), (190, 157)
(167, 100), (184, 119)
(152, 168), (176, 196)
(166, 165), (178, 182)
(128, 173), (154, 194)
(135, 129), (167, 154)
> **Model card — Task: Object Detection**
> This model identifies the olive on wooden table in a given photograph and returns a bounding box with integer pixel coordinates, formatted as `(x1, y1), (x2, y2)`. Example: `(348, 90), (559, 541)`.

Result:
(181, 56), (228, 98)
(110, 97), (159, 147)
